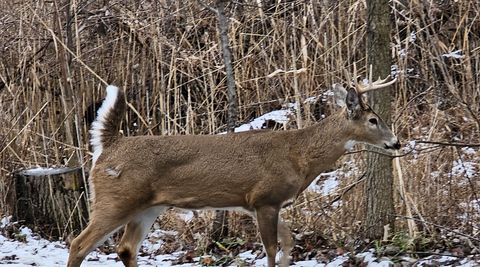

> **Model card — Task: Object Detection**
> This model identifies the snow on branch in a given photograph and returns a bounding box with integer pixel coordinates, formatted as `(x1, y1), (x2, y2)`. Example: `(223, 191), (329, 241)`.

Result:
(15, 167), (81, 177)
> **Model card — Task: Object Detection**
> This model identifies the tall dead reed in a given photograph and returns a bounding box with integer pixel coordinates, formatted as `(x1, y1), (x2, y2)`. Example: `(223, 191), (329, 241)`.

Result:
(0, 0), (478, 254)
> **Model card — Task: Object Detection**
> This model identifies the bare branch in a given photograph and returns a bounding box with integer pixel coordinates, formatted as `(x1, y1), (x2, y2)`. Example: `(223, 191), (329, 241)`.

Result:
(197, 0), (218, 14)
(415, 140), (480, 147)
(394, 215), (480, 243)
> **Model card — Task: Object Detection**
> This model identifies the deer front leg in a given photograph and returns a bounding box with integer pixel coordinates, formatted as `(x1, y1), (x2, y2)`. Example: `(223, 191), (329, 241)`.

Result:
(278, 219), (293, 267)
(117, 207), (165, 267)
(255, 205), (280, 267)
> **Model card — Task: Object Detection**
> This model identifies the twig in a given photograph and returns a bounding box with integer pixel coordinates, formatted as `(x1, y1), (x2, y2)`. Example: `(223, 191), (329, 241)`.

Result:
(415, 140), (480, 147)
(345, 148), (411, 158)
(27, 4), (108, 86)
(325, 172), (366, 207)
(126, 102), (154, 136)
(197, 0), (218, 14)
(0, 102), (49, 155)
(346, 139), (480, 158)
(410, 251), (475, 257)
(394, 215), (480, 243)
(393, 86), (434, 125)
(292, 172), (367, 210)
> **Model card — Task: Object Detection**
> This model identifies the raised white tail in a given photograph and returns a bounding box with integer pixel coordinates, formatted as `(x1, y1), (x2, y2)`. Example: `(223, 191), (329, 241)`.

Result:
(89, 85), (125, 165)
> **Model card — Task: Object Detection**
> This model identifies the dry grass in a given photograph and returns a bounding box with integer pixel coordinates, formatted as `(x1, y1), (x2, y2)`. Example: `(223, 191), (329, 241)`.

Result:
(1, 0), (479, 256)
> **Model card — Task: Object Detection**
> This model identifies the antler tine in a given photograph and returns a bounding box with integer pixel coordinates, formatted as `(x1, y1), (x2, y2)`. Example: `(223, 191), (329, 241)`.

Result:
(343, 62), (361, 88)
(369, 64), (373, 88)
(343, 65), (353, 88)
(353, 62), (360, 89)
(355, 64), (397, 94)
(372, 76), (396, 85)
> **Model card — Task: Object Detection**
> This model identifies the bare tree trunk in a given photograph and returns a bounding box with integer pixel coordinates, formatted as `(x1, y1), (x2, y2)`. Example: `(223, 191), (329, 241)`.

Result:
(364, 0), (396, 240)
(208, 0), (238, 241)
(217, 0), (238, 132)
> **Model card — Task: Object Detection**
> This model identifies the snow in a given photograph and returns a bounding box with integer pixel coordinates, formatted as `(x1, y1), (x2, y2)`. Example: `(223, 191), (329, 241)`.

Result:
(308, 171), (339, 197)
(16, 167), (78, 176)
(451, 146), (478, 180)
(357, 250), (394, 267)
(452, 159), (476, 178)
(417, 255), (460, 266)
(0, 223), (346, 266)
(234, 109), (292, 133)
(462, 147), (476, 155)
(232, 87), (338, 133)
(175, 210), (195, 223)
(325, 255), (348, 266)
(442, 50), (464, 59)
(0, 216), (11, 227)
(409, 31), (416, 43)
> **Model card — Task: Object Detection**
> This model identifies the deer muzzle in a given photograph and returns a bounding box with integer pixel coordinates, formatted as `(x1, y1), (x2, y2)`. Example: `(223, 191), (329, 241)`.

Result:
(384, 138), (401, 150)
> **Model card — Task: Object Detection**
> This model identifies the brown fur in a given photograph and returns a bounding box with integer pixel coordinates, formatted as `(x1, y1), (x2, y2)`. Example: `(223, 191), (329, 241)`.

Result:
(67, 86), (399, 267)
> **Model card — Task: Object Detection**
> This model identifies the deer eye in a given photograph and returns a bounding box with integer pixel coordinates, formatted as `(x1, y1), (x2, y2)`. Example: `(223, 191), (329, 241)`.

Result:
(369, 118), (378, 125)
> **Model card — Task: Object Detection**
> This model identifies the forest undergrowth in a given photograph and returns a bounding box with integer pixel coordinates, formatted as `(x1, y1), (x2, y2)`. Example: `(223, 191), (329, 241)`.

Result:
(0, 0), (479, 265)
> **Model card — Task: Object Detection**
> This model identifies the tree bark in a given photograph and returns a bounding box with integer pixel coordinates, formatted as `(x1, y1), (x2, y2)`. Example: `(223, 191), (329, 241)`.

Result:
(210, 0), (238, 241)
(364, 0), (396, 240)
(216, 0), (238, 132)
(12, 170), (88, 238)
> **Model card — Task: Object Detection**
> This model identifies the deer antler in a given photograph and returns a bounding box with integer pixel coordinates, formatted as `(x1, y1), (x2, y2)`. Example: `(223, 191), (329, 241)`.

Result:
(353, 64), (397, 94)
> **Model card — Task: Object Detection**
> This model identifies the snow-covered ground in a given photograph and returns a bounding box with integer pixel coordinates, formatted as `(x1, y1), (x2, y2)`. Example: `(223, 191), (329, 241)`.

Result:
(0, 216), (351, 266)
(3, 99), (479, 267)
(0, 220), (355, 266)
(1, 223), (478, 266)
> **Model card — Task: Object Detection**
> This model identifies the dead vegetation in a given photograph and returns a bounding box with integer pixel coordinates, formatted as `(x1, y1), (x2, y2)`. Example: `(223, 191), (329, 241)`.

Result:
(0, 0), (479, 264)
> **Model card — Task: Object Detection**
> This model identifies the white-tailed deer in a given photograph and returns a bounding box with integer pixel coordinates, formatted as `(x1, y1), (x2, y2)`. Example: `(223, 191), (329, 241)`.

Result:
(67, 72), (400, 267)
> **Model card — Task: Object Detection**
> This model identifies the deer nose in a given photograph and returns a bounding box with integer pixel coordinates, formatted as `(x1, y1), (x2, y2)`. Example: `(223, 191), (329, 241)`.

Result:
(393, 140), (401, 150)
(384, 139), (401, 150)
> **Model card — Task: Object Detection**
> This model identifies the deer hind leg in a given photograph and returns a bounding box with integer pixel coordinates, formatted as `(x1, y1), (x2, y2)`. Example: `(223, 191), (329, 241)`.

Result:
(117, 206), (166, 267)
(67, 207), (131, 267)
(278, 219), (293, 267)
(255, 205), (280, 267)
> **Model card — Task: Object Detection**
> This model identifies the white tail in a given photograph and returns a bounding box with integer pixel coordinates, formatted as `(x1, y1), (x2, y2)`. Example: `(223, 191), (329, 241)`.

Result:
(89, 85), (125, 166)
(67, 79), (400, 267)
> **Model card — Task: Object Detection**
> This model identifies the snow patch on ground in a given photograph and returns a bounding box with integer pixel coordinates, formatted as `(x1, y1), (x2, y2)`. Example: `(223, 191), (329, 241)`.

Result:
(451, 146), (478, 182)
(452, 159), (476, 177)
(232, 88), (337, 133)
(234, 109), (292, 133)
(0, 225), (342, 267)
(0, 219), (414, 267)
(357, 249), (394, 267)
(308, 171), (339, 196)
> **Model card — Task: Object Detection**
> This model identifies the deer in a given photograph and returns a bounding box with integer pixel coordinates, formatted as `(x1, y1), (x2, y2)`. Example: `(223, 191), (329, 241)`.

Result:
(67, 69), (400, 267)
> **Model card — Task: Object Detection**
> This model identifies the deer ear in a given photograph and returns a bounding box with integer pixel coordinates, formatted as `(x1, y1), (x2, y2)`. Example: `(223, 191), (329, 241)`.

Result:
(333, 84), (347, 107)
(345, 87), (361, 118)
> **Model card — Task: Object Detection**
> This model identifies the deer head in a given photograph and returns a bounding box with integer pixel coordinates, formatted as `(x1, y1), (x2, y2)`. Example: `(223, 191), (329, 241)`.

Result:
(333, 64), (400, 150)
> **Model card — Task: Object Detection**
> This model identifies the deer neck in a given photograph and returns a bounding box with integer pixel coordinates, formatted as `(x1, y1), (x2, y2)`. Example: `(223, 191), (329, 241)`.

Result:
(297, 110), (353, 184)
